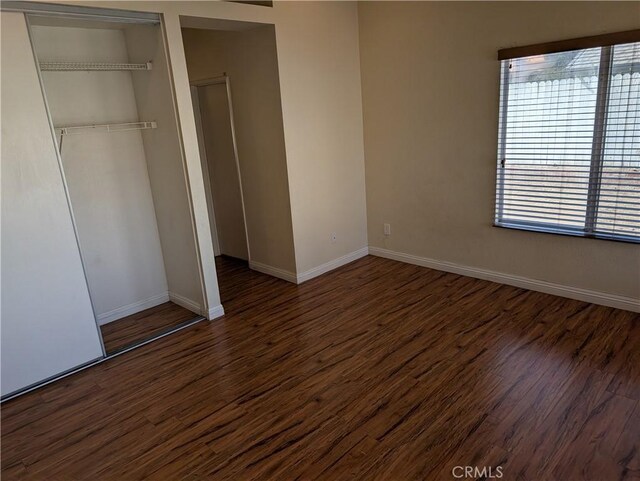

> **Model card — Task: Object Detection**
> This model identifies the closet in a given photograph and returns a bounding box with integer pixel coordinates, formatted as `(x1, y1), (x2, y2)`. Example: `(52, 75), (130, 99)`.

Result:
(1, 4), (218, 399)
(30, 14), (206, 354)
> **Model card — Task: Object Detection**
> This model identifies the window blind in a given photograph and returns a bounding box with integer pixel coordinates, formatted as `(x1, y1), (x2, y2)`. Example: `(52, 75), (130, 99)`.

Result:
(495, 41), (640, 243)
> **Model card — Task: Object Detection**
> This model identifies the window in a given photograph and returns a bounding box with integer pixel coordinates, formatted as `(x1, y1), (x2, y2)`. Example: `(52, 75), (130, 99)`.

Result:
(495, 34), (640, 243)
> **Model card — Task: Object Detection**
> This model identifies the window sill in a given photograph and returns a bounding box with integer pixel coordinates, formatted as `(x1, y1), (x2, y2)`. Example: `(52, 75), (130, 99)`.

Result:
(493, 221), (640, 245)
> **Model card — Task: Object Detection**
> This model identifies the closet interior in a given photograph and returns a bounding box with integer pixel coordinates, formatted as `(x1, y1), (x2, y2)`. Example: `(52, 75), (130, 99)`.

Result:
(29, 13), (205, 355)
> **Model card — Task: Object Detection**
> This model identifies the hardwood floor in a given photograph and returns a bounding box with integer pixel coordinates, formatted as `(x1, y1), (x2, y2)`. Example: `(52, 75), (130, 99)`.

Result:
(100, 302), (202, 354)
(2, 255), (639, 480)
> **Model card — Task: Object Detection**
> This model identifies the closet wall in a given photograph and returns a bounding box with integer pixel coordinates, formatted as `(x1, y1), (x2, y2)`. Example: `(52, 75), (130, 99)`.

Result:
(1, 12), (104, 396)
(31, 24), (170, 324)
(124, 25), (206, 312)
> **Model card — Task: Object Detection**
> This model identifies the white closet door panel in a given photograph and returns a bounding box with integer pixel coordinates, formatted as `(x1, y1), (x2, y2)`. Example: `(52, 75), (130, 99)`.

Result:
(0, 12), (104, 397)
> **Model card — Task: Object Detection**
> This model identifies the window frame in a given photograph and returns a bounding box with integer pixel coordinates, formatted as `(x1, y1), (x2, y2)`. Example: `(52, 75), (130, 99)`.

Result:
(494, 31), (640, 244)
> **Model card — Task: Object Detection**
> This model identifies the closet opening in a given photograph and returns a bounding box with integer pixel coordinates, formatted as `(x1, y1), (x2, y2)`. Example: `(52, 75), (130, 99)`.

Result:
(191, 76), (250, 265)
(181, 17), (298, 302)
(28, 12), (207, 355)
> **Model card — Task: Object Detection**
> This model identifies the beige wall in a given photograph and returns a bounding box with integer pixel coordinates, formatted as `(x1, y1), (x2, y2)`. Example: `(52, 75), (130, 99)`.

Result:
(276, 1), (368, 274)
(359, 1), (640, 301)
(182, 25), (297, 273)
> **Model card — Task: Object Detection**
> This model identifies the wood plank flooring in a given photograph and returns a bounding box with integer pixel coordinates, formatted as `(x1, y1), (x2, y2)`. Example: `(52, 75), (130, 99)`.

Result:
(2, 255), (639, 480)
(100, 302), (202, 354)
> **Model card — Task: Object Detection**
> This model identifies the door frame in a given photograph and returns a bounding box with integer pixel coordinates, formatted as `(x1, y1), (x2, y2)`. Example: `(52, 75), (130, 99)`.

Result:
(190, 75), (251, 263)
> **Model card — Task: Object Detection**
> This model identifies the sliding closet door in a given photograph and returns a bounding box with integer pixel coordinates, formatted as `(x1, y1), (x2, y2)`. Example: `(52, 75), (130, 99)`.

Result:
(0, 12), (104, 397)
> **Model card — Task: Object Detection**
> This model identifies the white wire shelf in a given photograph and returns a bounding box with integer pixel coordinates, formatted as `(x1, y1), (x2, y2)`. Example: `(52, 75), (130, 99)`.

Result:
(56, 121), (157, 136)
(40, 61), (152, 71)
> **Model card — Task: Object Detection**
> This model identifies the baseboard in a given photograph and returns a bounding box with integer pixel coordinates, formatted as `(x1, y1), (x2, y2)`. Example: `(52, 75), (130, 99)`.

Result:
(249, 260), (298, 284)
(170, 293), (225, 320)
(168, 291), (204, 316)
(369, 247), (640, 313)
(97, 292), (170, 325)
(296, 247), (370, 284)
(207, 304), (225, 320)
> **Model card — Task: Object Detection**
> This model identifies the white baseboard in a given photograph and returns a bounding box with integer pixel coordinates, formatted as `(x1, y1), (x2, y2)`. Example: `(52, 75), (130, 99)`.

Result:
(170, 291), (224, 321)
(207, 304), (225, 320)
(369, 247), (640, 313)
(97, 292), (170, 325)
(168, 291), (204, 316)
(249, 261), (297, 284)
(296, 247), (370, 284)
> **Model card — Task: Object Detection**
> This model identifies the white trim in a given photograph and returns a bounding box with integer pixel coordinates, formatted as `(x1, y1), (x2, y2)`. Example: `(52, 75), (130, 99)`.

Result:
(369, 247), (640, 313)
(168, 291), (203, 316)
(97, 292), (170, 325)
(207, 304), (225, 320)
(296, 247), (370, 284)
(249, 260), (297, 284)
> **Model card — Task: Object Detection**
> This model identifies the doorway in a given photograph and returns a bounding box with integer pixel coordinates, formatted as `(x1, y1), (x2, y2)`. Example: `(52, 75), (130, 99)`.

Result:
(191, 77), (250, 263)
(181, 21), (298, 295)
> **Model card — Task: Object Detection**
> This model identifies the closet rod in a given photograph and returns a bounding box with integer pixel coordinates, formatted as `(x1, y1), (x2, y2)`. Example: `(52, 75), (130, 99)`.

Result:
(40, 61), (152, 71)
(57, 121), (157, 136)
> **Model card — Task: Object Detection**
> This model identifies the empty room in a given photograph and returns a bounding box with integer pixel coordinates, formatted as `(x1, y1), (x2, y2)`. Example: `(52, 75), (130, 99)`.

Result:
(1, 1), (638, 480)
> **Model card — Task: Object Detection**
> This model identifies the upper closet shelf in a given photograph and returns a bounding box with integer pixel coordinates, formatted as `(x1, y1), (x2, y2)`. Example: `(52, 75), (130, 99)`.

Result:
(40, 61), (152, 71)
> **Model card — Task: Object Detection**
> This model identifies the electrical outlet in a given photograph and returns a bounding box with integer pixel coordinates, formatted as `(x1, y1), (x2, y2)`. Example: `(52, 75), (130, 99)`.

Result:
(331, 232), (337, 243)
(384, 223), (391, 236)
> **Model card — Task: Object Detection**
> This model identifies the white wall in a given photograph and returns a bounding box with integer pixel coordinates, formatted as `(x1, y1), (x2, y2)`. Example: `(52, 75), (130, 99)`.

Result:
(1, 12), (104, 396)
(125, 24), (210, 314)
(359, 1), (640, 306)
(31, 25), (170, 323)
